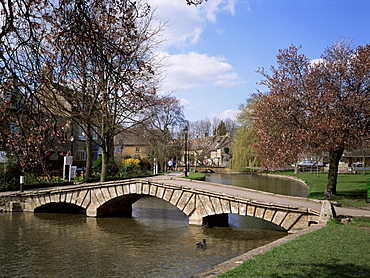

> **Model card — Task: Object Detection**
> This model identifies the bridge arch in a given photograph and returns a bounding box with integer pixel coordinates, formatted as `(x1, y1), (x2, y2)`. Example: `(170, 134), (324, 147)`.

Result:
(183, 191), (320, 232)
(87, 181), (197, 219)
(227, 213), (288, 231)
(34, 202), (86, 214)
(96, 194), (145, 217)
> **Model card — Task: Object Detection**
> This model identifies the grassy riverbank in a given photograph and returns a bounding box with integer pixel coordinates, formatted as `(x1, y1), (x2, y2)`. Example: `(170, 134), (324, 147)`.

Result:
(182, 172), (206, 181)
(218, 170), (370, 277)
(218, 218), (370, 278)
(275, 170), (370, 207)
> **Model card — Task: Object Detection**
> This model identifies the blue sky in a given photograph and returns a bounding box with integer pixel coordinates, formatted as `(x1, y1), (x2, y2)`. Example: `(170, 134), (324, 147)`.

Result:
(150, 0), (370, 122)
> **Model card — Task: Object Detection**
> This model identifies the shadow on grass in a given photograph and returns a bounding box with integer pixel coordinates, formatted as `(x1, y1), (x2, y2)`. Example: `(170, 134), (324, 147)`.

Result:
(336, 190), (367, 198)
(269, 263), (370, 278)
(309, 190), (366, 200)
(308, 192), (325, 199)
(342, 180), (368, 184)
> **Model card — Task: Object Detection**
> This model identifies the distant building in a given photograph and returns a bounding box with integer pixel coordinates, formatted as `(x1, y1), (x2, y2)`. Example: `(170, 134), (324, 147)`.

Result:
(114, 131), (150, 159)
(342, 149), (370, 167)
(188, 134), (232, 167)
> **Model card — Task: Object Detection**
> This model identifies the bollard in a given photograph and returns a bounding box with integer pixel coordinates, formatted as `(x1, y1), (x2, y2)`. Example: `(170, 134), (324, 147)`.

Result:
(20, 175), (24, 192)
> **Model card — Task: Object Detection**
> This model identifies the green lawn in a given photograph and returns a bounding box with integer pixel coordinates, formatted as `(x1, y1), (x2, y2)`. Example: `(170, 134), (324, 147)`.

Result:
(182, 172), (206, 181)
(218, 218), (370, 278)
(217, 170), (370, 277)
(276, 170), (370, 207)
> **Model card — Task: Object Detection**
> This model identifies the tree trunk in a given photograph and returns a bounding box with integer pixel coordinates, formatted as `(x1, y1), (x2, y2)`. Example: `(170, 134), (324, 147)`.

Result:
(100, 134), (114, 182)
(85, 125), (93, 182)
(325, 147), (344, 198)
(100, 146), (108, 182)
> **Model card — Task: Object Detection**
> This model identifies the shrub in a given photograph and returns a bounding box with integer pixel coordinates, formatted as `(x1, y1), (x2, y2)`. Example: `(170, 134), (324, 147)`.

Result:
(123, 157), (141, 167)
(118, 157), (141, 177)
(93, 157), (102, 173)
(0, 157), (22, 191)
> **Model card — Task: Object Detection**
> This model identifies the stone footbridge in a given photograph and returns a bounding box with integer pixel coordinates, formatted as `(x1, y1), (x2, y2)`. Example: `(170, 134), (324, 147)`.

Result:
(0, 178), (334, 232)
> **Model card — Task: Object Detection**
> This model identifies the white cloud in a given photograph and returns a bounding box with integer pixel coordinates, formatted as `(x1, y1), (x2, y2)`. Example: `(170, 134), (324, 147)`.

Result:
(150, 0), (236, 48)
(149, 0), (204, 48)
(160, 51), (243, 91)
(179, 98), (189, 106)
(209, 109), (239, 120)
(310, 58), (324, 65)
(148, 0), (241, 122)
(203, 0), (236, 23)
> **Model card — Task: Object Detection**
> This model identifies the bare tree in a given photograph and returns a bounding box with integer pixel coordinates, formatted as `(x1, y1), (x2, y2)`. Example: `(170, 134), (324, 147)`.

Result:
(190, 117), (237, 138)
(45, 0), (164, 182)
(140, 96), (186, 171)
(190, 119), (212, 138)
(0, 0), (70, 175)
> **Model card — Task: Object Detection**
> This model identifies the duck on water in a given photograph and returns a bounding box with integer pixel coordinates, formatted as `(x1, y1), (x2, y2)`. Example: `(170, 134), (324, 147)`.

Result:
(196, 239), (206, 248)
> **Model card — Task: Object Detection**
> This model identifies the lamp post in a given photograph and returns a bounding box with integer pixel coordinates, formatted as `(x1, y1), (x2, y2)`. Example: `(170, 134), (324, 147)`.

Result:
(184, 126), (188, 177)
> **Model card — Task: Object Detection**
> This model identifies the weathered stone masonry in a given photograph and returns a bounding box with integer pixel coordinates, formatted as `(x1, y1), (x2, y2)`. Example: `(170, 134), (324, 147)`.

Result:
(0, 179), (322, 232)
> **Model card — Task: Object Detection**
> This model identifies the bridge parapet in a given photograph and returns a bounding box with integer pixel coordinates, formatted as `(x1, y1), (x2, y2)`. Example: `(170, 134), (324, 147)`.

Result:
(0, 179), (323, 232)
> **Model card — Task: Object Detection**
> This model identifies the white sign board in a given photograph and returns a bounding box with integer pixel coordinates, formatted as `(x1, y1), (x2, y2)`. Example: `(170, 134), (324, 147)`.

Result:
(64, 156), (73, 166)
(63, 156), (74, 181)
(69, 166), (77, 180)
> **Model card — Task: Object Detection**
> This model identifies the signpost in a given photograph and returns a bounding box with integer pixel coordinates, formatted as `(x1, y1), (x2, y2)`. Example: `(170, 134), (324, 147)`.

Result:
(153, 158), (158, 175)
(63, 156), (73, 181)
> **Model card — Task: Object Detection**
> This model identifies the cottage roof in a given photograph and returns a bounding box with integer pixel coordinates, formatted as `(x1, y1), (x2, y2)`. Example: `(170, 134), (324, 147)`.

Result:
(189, 135), (232, 152)
(114, 129), (163, 146)
(115, 131), (147, 146)
(344, 148), (370, 158)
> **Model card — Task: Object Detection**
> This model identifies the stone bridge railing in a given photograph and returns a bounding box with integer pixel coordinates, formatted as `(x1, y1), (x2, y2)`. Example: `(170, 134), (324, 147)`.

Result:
(0, 179), (327, 232)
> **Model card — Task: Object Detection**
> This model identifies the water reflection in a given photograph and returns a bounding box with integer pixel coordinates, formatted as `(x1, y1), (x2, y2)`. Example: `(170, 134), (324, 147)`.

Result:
(0, 196), (287, 277)
(206, 172), (308, 197)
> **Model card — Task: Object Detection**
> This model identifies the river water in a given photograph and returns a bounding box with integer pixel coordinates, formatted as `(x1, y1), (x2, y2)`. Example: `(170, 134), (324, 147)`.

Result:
(205, 172), (308, 197)
(0, 174), (306, 277)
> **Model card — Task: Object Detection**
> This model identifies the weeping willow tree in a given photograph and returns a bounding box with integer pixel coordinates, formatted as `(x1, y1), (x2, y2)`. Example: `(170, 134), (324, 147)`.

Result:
(232, 98), (259, 170)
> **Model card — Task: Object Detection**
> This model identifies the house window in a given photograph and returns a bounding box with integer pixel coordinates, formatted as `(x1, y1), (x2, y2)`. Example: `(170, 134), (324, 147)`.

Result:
(135, 147), (141, 153)
(78, 126), (86, 141)
(115, 146), (122, 153)
(78, 150), (87, 161)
